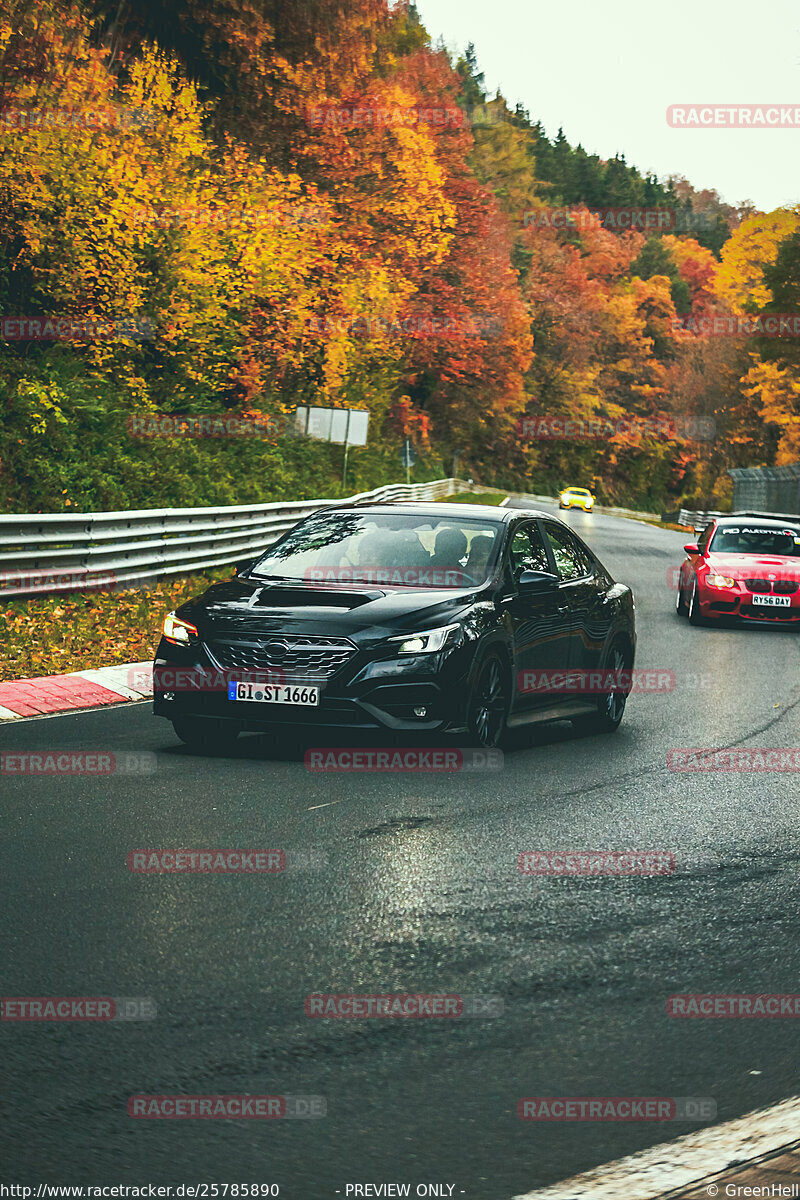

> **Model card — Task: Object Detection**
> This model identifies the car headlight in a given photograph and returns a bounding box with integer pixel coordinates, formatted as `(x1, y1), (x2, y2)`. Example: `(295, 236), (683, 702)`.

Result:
(162, 611), (198, 644)
(390, 623), (462, 654)
(708, 574), (735, 588)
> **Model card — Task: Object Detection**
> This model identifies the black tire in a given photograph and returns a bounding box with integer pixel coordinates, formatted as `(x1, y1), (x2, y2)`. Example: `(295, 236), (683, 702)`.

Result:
(688, 578), (706, 626)
(467, 653), (509, 748)
(676, 576), (688, 615)
(571, 641), (630, 735)
(172, 716), (240, 753)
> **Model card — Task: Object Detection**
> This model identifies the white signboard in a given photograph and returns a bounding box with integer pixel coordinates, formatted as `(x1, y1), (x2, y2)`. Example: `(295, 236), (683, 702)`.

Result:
(342, 409), (369, 446)
(295, 406), (369, 446)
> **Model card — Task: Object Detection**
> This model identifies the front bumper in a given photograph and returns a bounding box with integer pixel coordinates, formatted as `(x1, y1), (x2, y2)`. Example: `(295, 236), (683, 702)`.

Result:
(152, 637), (474, 733)
(699, 587), (800, 623)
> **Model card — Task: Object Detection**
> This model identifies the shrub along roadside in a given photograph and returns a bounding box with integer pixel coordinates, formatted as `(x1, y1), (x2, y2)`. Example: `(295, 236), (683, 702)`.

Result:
(0, 569), (231, 683)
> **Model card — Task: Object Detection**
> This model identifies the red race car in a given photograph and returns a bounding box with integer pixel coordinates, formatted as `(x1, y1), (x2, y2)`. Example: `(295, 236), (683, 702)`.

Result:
(677, 513), (800, 626)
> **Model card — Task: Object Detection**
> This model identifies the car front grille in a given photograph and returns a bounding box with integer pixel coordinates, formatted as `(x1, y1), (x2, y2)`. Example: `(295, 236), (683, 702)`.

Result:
(207, 635), (357, 681)
(744, 578), (799, 595)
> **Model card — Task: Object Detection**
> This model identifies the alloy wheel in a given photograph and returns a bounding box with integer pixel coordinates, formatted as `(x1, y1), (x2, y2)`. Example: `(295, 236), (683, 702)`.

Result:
(470, 656), (508, 748)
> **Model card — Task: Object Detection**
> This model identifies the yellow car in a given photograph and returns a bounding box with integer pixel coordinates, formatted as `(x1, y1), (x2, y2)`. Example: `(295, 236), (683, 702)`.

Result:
(559, 487), (595, 512)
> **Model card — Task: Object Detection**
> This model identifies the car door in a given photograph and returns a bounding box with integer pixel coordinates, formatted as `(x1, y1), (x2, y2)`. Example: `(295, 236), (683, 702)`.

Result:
(501, 521), (576, 711)
(540, 520), (611, 670)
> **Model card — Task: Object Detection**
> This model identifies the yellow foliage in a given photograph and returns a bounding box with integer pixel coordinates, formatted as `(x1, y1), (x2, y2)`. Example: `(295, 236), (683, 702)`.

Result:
(742, 359), (800, 462)
(716, 209), (800, 312)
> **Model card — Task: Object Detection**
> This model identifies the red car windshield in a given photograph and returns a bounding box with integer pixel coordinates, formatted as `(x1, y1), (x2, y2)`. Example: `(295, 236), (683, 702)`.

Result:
(709, 525), (800, 557)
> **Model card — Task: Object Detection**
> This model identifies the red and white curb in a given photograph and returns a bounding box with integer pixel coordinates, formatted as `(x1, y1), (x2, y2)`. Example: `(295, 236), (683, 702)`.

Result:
(512, 1094), (800, 1199)
(0, 661), (152, 720)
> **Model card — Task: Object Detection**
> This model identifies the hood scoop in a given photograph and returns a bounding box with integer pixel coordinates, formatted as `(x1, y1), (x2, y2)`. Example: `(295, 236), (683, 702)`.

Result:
(253, 585), (382, 611)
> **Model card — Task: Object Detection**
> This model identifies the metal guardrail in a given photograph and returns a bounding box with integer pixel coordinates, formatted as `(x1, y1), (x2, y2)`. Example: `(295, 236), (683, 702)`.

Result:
(0, 478), (477, 597)
(678, 509), (724, 531)
(677, 507), (800, 532)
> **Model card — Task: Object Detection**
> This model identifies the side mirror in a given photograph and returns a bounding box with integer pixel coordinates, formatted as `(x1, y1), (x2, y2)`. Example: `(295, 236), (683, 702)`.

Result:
(235, 559), (256, 576)
(518, 569), (559, 592)
(683, 543), (700, 555)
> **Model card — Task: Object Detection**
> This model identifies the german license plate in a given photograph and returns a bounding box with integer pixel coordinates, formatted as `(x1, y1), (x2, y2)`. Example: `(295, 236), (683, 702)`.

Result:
(228, 681), (320, 706)
(752, 594), (791, 607)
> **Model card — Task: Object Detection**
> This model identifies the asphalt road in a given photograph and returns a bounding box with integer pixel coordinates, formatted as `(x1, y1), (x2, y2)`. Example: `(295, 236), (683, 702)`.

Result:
(3, 499), (800, 1199)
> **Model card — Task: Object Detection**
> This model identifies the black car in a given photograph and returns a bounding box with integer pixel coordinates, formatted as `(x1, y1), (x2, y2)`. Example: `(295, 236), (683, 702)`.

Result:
(153, 503), (636, 749)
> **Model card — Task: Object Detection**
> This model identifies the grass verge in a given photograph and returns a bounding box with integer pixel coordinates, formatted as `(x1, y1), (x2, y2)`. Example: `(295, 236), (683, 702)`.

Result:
(0, 569), (230, 682)
(440, 491), (507, 505)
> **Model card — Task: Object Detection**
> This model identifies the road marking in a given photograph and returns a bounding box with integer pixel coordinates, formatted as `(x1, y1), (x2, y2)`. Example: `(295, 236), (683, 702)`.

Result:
(512, 1093), (800, 1200)
(0, 661), (153, 719)
(306, 800), (343, 811)
(0, 698), (151, 723)
(77, 663), (152, 700)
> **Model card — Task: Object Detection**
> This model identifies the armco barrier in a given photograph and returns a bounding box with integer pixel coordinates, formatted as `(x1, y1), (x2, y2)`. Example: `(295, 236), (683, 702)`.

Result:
(678, 509), (724, 531)
(0, 479), (477, 598)
(677, 507), (800, 531)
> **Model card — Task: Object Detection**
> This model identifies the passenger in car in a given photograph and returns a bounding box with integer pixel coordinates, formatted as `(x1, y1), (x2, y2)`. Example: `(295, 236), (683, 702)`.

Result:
(465, 534), (494, 579)
(390, 528), (433, 567)
(430, 527), (468, 570)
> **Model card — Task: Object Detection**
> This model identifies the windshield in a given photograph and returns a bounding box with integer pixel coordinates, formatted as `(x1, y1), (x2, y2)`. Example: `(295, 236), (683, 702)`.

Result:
(709, 525), (800, 557)
(252, 511), (502, 587)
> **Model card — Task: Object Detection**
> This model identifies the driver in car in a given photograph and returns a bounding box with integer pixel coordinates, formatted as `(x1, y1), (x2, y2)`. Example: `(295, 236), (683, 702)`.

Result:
(465, 534), (494, 580)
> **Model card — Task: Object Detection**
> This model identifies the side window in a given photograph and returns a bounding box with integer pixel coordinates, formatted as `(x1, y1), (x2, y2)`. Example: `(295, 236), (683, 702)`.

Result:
(543, 523), (591, 581)
(507, 523), (550, 583)
(569, 534), (596, 577)
(698, 524), (714, 553)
